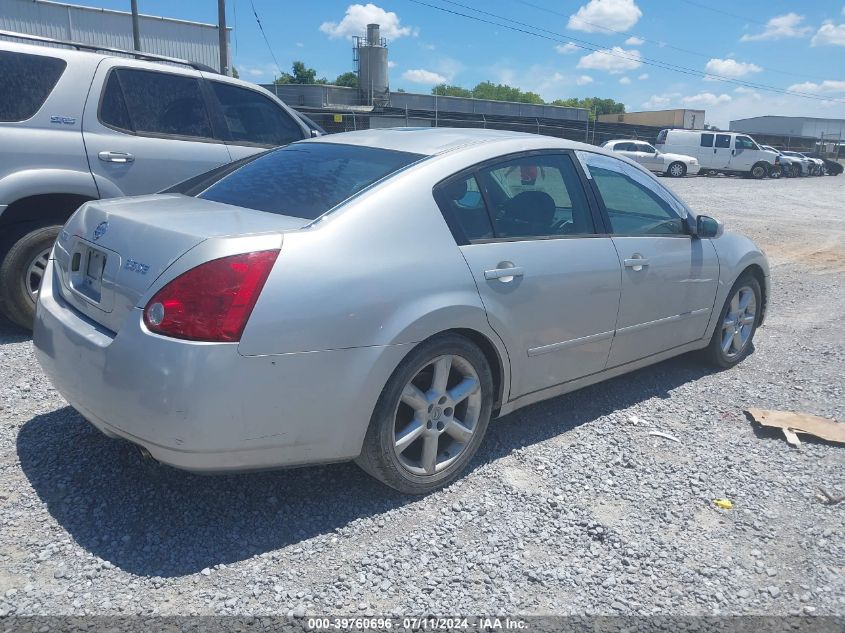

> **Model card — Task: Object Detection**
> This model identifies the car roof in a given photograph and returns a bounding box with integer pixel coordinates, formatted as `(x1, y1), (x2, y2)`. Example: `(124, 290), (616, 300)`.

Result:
(301, 127), (593, 157)
(605, 139), (651, 144)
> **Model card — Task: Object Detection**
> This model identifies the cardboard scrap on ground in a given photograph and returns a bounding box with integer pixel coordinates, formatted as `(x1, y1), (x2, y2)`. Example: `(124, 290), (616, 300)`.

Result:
(746, 408), (845, 447)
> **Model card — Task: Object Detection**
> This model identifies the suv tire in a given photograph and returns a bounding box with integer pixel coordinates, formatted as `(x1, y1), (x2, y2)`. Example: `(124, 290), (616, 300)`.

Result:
(0, 225), (60, 330)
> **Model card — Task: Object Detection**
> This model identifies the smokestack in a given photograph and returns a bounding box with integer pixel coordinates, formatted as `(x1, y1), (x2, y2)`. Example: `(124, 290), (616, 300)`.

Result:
(367, 23), (380, 46)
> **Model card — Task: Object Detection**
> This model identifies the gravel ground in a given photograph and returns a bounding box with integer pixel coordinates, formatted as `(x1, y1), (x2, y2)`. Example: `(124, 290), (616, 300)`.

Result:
(0, 174), (843, 618)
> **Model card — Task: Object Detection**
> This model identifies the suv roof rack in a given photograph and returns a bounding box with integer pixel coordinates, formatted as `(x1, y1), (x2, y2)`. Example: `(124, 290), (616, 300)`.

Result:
(0, 29), (220, 74)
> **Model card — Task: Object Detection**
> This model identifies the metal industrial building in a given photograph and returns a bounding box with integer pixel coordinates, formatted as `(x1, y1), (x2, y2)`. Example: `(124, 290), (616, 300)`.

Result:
(598, 109), (705, 130)
(0, 0), (229, 71)
(730, 115), (845, 140)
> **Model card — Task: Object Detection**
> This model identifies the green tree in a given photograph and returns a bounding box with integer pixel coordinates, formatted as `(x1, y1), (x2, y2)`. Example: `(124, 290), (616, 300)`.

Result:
(432, 84), (472, 97)
(274, 61), (327, 85)
(471, 81), (544, 104)
(550, 97), (625, 120)
(334, 71), (359, 88)
(231, 66), (239, 79)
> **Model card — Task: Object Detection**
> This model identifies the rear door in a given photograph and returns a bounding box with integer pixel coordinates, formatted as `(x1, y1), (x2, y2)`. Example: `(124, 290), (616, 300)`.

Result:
(204, 77), (308, 161)
(634, 142), (663, 171)
(612, 141), (639, 162)
(577, 151), (719, 367)
(83, 62), (231, 197)
(440, 151), (622, 398)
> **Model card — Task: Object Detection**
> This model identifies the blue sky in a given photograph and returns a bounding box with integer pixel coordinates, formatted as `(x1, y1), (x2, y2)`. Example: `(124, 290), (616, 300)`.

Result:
(93, 0), (845, 127)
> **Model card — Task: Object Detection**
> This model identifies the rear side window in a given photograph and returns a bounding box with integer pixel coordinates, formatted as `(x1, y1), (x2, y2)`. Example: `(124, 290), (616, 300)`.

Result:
(199, 142), (423, 220)
(700, 133), (714, 147)
(210, 82), (303, 146)
(435, 175), (494, 242)
(0, 51), (66, 122)
(100, 68), (213, 139)
(715, 134), (731, 149)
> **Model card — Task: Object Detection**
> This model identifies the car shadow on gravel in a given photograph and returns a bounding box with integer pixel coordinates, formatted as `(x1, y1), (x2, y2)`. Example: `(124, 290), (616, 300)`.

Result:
(0, 314), (30, 344)
(17, 353), (717, 578)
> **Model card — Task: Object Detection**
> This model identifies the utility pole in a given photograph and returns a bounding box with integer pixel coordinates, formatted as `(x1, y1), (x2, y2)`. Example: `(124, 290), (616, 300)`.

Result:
(218, 0), (229, 75)
(130, 0), (141, 51)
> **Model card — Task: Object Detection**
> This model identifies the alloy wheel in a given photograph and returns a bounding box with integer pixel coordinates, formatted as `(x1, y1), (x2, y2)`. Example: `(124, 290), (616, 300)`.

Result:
(21, 248), (51, 305)
(392, 354), (482, 476)
(669, 163), (685, 177)
(721, 286), (756, 358)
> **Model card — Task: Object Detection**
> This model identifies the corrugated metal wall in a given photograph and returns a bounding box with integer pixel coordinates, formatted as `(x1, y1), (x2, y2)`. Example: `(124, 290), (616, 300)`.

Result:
(0, 0), (229, 70)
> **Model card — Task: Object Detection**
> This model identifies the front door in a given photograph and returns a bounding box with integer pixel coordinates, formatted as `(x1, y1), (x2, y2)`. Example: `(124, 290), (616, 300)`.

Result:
(713, 133), (733, 170)
(83, 63), (231, 197)
(437, 152), (622, 398)
(578, 151), (719, 367)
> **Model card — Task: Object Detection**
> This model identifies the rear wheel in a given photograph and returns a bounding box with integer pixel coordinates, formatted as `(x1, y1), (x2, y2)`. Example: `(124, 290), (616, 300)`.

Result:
(750, 163), (767, 179)
(0, 225), (60, 330)
(356, 334), (494, 494)
(703, 273), (761, 369)
(667, 161), (687, 178)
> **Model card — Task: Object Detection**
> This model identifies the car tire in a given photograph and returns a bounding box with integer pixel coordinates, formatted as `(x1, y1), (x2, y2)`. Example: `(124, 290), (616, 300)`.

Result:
(667, 161), (687, 178)
(356, 333), (494, 494)
(769, 165), (782, 179)
(750, 163), (767, 179)
(0, 225), (60, 330)
(703, 273), (762, 369)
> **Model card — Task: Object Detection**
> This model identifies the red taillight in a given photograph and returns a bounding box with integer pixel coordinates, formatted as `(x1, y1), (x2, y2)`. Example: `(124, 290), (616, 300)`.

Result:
(143, 249), (279, 342)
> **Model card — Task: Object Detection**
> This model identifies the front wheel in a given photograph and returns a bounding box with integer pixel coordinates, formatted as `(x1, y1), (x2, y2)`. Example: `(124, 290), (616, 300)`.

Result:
(769, 165), (782, 179)
(703, 274), (761, 369)
(750, 163), (767, 179)
(356, 334), (494, 494)
(0, 225), (60, 330)
(667, 161), (687, 178)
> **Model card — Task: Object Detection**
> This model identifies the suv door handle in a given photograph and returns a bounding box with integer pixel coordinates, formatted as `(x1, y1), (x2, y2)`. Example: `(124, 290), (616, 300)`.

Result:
(484, 265), (524, 281)
(98, 151), (134, 163)
(624, 256), (649, 271)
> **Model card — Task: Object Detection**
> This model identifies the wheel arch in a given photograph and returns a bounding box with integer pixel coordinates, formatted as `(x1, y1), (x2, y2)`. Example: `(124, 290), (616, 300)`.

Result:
(446, 327), (508, 414)
(741, 263), (768, 326)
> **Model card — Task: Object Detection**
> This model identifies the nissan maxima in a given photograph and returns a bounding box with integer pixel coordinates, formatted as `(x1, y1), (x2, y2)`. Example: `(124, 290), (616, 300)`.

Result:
(33, 129), (769, 494)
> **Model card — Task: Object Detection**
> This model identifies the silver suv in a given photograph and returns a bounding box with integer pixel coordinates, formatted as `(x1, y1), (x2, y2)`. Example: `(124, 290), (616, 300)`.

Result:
(0, 33), (314, 329)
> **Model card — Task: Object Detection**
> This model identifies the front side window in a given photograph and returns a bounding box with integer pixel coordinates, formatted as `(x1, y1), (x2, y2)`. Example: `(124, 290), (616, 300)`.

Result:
(715, 134), (731, 149)
(199, 142), (423, 219)
(210, 82), (303, 146)
(477, 154), (594, 239)
(735, 136), (757, 150)
(102, 68), (213, 139)
(700, 133), (714, 147)
(577, 152), (685, 236)
(0, 51), (66, 122)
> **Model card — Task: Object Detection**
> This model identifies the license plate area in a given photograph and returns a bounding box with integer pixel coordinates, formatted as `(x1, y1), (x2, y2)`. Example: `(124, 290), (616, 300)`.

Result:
(67, 242), (114, 307)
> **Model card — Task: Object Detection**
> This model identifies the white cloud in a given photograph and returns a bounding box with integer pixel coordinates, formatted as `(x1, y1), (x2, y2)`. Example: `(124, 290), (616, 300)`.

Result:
(638, 73), (649, 80)
(402, 69), (447, 84)
(625, 36), (644, 45)
(642, 93), (677, 109)
(577, 46), (642, 74)
(787, 80), (845, 93)
(811, 21), (845, 46)
(556, 42), (579, 54)
(704, 58), (762, 79)
(320, 3), (414, 40)
(568, 0), (642, 33)
(387, 61), (397, 68)
(740, 13), (812, 41)
(619, 76), (631, 85)
(681, 92), (732, 106)
(576, 75), (594, 85)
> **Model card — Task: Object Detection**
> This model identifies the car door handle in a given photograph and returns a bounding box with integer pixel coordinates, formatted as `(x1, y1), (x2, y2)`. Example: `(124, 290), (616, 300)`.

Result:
(484, 266), (524, 281)
(98, 151), (134, 163)
(624, 257), (649, 270)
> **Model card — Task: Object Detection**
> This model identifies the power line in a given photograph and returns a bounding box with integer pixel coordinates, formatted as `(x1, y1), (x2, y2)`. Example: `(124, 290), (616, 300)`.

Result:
(249, 0), (282, 78)
(404, 0), (844, 104)
(511, 0), (824, 82)
(678, 0), (769, 26)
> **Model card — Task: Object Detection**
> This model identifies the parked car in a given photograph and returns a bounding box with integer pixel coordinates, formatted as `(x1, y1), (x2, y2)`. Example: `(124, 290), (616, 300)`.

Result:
(655, 129), (778, 179)
(33, 129), (770, 494)
(0, 32), (315, 329)
(601, 139), (700, 177)
(761, 145), (799, 178)
(780, 151), (815, 176)
(804, 151), (843, 176)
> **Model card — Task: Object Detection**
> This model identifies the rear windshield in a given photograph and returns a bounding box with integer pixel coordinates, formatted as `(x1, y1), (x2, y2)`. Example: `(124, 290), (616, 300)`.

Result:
(199, 142), (424, 219)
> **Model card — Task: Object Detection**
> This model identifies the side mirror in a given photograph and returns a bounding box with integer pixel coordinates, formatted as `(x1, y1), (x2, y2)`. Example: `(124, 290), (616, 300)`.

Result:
(695, 215), (723, 239)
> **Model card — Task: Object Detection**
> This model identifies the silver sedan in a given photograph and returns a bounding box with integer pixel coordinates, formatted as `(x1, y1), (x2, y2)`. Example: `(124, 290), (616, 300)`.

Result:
(33, 129), (770, 494)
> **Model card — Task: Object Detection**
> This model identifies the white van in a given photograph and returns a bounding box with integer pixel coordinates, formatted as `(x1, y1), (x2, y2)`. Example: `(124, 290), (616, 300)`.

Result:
(655, 129), (778, 179)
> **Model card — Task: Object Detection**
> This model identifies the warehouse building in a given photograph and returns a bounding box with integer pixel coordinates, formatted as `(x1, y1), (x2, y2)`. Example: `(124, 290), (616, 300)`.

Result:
(0, 0), (229, 72)
(730, 116), (843, 155)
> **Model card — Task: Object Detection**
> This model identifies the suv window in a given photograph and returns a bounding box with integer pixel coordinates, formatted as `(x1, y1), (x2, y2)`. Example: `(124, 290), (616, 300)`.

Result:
(210, 81), (303, 146)
(735, 136), (757, 150)
(199, 142), (423, 220)
(0, 51), (66, 122)
(700, 133), (714, 147)
(476, 154), (594, 239)
(100, 68), (213, 139)
(715, 134), (731, 149)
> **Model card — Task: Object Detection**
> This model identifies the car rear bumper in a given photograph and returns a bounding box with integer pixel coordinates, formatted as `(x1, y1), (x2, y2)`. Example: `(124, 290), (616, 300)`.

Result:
(33, 259), (408, 472)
